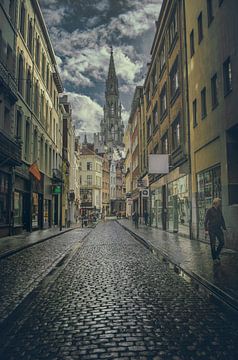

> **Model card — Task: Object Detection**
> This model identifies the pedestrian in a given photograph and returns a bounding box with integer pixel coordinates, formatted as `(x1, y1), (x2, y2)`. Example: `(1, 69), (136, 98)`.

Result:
(204, 198), (226, 264)
(134, 211), (139, 229)
(144, 210), (149, 226)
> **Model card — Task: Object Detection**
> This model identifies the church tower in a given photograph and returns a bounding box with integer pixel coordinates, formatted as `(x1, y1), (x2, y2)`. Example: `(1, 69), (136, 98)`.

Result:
(100, 48), (124, 148)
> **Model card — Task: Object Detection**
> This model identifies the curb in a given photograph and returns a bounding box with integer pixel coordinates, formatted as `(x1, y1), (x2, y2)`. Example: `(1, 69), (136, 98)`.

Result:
(0, 226), (82, 260)
(118, 221), (238, 314)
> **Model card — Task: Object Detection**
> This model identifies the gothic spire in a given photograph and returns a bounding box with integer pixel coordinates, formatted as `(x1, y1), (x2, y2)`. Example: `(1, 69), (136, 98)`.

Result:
(107, 46), (116, 80)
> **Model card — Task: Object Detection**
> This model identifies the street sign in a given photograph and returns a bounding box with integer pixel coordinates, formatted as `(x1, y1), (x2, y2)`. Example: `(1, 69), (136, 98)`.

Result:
(52, 185), (61, 194)
(142, 189), (149, 197)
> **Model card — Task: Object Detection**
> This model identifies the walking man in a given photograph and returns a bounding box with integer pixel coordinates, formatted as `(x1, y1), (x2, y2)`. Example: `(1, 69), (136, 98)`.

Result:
(134, 211), (139, 229)
(144, 210), (149, 226)
(204, 198), (226, 263)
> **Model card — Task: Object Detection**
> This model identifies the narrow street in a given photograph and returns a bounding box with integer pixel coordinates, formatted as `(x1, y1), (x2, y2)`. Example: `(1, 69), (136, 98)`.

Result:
(0, 222), (238, 360)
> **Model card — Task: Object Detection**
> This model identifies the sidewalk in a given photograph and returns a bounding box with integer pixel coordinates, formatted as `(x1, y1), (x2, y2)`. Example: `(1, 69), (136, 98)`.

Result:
(0, 225), (82, 259)
(118, 219), (238, 311)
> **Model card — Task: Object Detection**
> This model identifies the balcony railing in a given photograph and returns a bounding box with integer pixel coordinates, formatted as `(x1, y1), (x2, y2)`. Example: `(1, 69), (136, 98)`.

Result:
(0, 131), (22, 166)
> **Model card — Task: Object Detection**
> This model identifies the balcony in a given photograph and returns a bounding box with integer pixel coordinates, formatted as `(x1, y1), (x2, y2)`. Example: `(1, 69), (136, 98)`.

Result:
(0, 59), (18, 104)
(0, 131), (22, 166)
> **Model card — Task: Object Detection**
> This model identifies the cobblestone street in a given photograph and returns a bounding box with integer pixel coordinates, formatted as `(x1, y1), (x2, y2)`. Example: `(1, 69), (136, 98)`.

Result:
(1, 222), (238, 360)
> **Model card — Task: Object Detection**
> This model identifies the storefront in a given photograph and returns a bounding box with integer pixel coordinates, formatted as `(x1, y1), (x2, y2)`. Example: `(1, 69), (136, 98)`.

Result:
(150, 188), (163, 228)
(196, 165), (221, 239)
(0, 171), (10, 237)
(167, 175), (190, 236)
(14, 171), (30, 233)
(32, 175), (44, 230)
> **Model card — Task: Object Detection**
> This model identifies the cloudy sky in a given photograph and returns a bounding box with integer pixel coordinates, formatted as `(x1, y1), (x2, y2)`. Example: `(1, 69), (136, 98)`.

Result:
(39, 0), (162, 135)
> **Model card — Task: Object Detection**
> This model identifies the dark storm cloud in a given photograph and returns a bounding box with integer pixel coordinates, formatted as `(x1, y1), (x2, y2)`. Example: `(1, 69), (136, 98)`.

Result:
(39, 0), (162, 133)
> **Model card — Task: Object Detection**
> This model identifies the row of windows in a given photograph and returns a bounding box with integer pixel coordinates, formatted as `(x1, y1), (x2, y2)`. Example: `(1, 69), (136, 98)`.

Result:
(147, 7), (179, 103)
(16, 111), (60, 174)
(192, 56), (232, 127)
(18, 1), (57, 99)
(190, 0), (225, 58)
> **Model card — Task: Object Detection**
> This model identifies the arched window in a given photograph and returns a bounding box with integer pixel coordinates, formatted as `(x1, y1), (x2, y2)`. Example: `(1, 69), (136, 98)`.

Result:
(18, 53), (24, 94)
(26, 68), (31, 105)
(19, 2), (25, 38)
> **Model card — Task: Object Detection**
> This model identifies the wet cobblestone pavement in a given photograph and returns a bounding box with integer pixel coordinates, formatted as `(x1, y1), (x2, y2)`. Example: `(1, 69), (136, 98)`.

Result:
(1, 222), (238, 360)
(0, 228), (90, 322)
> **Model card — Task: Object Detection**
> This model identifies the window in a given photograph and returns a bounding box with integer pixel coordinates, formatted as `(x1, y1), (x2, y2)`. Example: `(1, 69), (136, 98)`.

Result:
(41, 53), (45, 81)
(46, 65), (49, 90)
(169, 11), (178, 48)
(147, 118), (152, 139)
(152, 103), (158, 130)
(207, 0), (214, 25)
(35, 37), (40, 68)
(9, 0), (15, 20)
(219, 0), (224, 6)
(87, 175), (92, 186)
(154, 144), (159, 154)
(201, 87), (207, 119)
(192, 99), (197, 127)
(190, 30), (195, 57)
(4, 107), (10, 133)
(18, 53), (24, 94)
(162, 133), (168, 154)
(27, 19), (33, 54)
(151, 65), (157, 92)
(26, 69), (31, 105)
(223, 57), (232, 96)
(145, 85), (150, 107)
(87, 162), (93, 171)
(172, 116), (181, 150)
(25, 121), (30, 160)
(160, 83), (167, 119)
(159, 42), (166, 74)
(19, 2), (25, 38)
(211, 73), (218, 109)
(34, 81), (39, 115)
(33, 129), (38, 161)
(198, 12), (203, 44)
(7, 45), (13, 75)
(40, 91), (44, 123)
(16, 111), (22, 139)
(45, 143), (48, 174)
(170, 58), (179, 100)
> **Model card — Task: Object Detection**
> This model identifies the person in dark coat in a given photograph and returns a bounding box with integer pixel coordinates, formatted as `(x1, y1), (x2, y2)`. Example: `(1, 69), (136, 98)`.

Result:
(144, 210), (149, 226)
(204, 198), (226, 263)
(133, 211), (139, 229)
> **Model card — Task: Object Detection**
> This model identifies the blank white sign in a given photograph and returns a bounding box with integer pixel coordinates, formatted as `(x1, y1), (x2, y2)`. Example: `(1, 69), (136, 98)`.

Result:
(148, 154), (169, 174)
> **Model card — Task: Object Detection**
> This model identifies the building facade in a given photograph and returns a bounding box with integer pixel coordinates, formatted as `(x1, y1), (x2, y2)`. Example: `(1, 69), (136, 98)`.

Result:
(0, 0), (22, 237)
(144, 0), (190, 235)
(185, 0), (238, 249)
(101, 153), (110, 216)
(79, 144), (102, 216)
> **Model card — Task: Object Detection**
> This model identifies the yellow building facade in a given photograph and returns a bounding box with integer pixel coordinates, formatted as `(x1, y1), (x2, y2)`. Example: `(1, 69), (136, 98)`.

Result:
(185, 0), (238, 249)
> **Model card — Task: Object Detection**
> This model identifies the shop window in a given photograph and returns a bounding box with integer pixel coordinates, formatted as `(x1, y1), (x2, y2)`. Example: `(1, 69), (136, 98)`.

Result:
(211, 73), (218, 109)
(0, 173), (9, 225)
(201, 87), (207, 119)
(198, 12), (203, 44)
(193, 99), (197, 127)
(14, 192), (23, 225)
(226, 125), (238, 204)
(197, 166), (221, 233)
(223, 57), (232, 96)
(190, 30), (195, 57)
